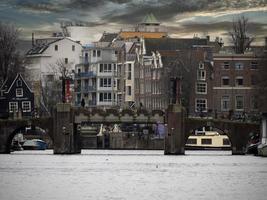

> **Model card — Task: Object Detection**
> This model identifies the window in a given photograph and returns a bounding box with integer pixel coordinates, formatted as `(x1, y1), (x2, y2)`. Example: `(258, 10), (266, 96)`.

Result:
(99, 63), (112, 73)
(199, 62), (204, 69)
(196, 82), (207, 94)
(72, 45), (75, 51)
(195, 99), (207, 112)
(93, 50), (96, 57)
(223, 138), (230, 145)
(222, 62), (230, 70)
(99, 92), (112, 102)
(235, 96), (244, 110)
(235, 62), (244, 70)
(100, 78), (112, 87)
(128, 86), (131, 96)
(55, 45), (58, 51)
(97, 50), (101, 57)
(197, 70), (206, 81)
(235, 77), (243, 86)
(221, 76), (229, 86)
(221, 96), (230, 111)
(65, 58), (68, 64)
(251, 96), (258, 110)
(113, 64), (117, 72)
(16, 88), (23, 97)
(186, 138), (197, 144)
(9, 102), (18, 113)
(22, 101), (31, 112)
(201, 138), (212, 145)
(251, 61), (258, 69)
(16, 79), (22, 87)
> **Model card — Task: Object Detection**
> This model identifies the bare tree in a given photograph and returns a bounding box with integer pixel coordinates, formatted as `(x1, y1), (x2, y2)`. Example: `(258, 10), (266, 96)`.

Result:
(229, 16), (254, 54)
(49, 59), (73, 103)
(0, 22), (23, 84)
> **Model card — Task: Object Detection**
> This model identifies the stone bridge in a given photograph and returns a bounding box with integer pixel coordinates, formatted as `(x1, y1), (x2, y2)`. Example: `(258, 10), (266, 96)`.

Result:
(0, 103), (260, 155)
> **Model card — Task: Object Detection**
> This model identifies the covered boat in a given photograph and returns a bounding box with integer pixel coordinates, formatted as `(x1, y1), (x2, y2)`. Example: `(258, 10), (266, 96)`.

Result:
(23, 139), (47, 150)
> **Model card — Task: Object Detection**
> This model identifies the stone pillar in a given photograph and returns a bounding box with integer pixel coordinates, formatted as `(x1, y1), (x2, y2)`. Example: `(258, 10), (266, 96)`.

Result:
(53, 103), (81, 154)
(164, 104), (185, 155)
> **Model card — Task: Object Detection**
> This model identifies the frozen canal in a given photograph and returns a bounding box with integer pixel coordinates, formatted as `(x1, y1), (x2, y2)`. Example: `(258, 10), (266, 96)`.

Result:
(0, 150), (267, 200)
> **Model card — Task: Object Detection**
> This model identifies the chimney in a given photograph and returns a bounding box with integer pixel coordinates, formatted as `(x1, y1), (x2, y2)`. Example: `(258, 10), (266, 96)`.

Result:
(32, 32), (35, 47)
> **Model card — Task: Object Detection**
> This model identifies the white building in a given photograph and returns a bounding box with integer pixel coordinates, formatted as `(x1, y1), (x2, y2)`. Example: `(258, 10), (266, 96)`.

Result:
(74, 43), (119, 108)
(26, 37), (82, 83)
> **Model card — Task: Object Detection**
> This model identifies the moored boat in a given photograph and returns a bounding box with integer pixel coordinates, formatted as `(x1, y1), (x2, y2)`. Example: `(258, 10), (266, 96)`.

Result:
(185, 131), (231, 150)
(22, 139), (47, 150)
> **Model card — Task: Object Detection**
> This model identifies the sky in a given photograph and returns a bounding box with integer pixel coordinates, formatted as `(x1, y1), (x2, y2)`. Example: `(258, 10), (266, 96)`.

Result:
(0, 0), (267, 45)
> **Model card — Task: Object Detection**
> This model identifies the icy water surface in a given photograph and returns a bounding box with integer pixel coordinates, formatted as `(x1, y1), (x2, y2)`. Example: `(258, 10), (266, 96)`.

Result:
(0, 150), (267, 200)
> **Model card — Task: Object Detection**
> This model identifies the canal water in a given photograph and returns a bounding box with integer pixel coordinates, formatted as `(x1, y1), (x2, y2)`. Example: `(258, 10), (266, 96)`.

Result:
(0, 150), (267, 200)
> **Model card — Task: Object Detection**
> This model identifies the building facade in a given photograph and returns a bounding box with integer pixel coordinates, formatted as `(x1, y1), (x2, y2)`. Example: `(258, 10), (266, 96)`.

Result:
(212, 53), (261, 119)
(0, 74), (34, 119)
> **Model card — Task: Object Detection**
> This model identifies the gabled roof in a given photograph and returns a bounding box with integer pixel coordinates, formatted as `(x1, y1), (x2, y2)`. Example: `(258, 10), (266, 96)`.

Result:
(26, 37), (81, 55)
(1, 74), (33, 94)
(144, 38), (209, 56)
(141, 13), (160, 25)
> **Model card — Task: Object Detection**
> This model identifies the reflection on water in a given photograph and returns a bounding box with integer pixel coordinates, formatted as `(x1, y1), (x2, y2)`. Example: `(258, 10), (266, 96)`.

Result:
(1, 150), (267, 200)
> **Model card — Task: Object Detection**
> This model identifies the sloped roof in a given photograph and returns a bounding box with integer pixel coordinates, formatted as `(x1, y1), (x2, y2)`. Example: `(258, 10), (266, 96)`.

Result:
(0, 74), (33, 93)
(99, 32), (118, 42)
(145, 38), (208, 56)
(26, 37), (81, 55)
(141, 13), (160, 25)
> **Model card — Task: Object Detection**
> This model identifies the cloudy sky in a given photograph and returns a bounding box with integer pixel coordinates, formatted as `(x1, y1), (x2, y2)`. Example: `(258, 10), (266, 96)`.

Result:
(0, 0), (267, 45)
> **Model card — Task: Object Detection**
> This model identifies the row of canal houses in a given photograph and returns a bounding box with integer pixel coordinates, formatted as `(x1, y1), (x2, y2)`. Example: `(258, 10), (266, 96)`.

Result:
(0, 14), (266, 122)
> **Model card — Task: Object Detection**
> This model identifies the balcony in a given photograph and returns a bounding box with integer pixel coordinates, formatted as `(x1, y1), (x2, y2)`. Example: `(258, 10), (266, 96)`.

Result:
(75, 71), (96, 78)
(82, 86), (96, 93)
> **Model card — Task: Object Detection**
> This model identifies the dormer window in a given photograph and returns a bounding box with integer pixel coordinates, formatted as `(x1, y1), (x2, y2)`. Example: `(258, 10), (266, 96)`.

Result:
(16, 88), (23, 97)
(16, 79), (22, 87)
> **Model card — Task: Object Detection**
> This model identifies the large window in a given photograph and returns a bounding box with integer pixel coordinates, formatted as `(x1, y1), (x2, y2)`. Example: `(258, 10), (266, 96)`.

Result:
(201, 138), (212, 145)
(235, 96), (244, 110)
(9, 102), (18, 113)
(235, 62), (244, 70)
(99, 63), (112, 73)
(221, 96), (230, 111)
(16, 88), (23, 97)
(235, 76), (243, 86)
(127, 64), (132, 80)
(196, 82), (207, 94)
(197, 70), (206, 81)
(22, 101), (31, 112)
(100, 78), (112, 87)
(99, 92), (112, 102)
(195, 99), (207, 112)
(221, 76), (230, 86)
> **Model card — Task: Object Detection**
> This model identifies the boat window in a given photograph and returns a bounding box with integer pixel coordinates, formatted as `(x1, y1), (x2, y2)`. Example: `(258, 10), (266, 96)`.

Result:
(186, 138), (197, 144)
(223, 138), (230, 145)
(201, 138), (212, 145)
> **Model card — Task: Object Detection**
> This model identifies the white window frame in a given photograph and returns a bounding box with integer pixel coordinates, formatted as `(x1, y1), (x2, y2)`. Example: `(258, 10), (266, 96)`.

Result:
(99, 92), (112, 102)
(9, 102), (18, 113)
(22, 101), (31, 112)
(199, 62), (204, 69)
(235, 95), (244, 111)
(195, 98), (207, 112)
(196, 82), (207, 94)
(221, 96), (230, 111)
(197, 70), (206, 81)
(16, 79), (22, 87)
(16, 88), (23, 97)
(100, 78), (112, 88)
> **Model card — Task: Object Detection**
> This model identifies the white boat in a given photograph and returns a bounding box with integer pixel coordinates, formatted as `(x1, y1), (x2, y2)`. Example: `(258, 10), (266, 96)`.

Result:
(186, 131), (231, 150)
(22, 139), (47, 150)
